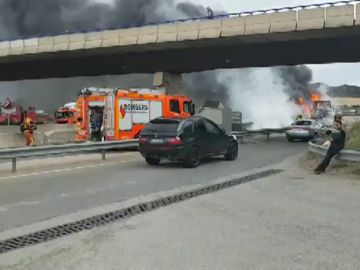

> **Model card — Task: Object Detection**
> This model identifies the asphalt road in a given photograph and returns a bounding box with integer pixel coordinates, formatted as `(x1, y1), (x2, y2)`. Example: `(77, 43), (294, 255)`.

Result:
(0, 138), (305, 232)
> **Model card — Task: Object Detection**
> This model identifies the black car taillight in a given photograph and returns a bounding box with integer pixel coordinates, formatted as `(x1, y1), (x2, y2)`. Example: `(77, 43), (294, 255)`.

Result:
(167, 137), (182, 145)
(139, 137), (147, 144)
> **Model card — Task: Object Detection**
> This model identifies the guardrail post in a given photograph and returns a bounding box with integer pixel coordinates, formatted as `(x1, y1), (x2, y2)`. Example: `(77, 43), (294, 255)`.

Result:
(12, 158), (17, 173)
(101, 150), (106, 161)
(239, 135), (245, 144)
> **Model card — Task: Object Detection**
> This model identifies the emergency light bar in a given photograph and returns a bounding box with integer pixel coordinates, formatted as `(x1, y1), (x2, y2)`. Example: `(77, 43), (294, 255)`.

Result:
(80, 87), (117, 95)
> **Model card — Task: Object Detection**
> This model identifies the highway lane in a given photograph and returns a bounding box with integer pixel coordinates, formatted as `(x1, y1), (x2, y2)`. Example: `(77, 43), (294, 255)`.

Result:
(0, 138), (306, 231)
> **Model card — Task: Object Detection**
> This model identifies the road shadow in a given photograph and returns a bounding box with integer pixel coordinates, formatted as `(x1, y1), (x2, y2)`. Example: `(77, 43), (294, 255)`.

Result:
(146, 156), (229, 169)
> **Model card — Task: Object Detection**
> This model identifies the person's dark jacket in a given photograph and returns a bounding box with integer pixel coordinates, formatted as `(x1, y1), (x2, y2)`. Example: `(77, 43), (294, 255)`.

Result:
(331, 129), (346, 149)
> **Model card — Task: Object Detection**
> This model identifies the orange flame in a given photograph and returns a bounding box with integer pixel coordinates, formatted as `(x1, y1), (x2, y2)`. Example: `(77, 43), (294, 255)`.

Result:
(310, 93), (321, 102)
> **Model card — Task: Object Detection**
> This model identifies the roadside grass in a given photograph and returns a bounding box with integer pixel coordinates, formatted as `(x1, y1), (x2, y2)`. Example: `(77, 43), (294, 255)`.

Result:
(346, 122), (360, 150)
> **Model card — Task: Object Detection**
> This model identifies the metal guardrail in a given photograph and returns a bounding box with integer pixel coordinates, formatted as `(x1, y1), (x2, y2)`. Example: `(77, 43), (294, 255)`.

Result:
(308, 141), (360, 161)
(0, 140), (139, 173)
(232, 128), (289, 142)
(1, 0), (359, 42)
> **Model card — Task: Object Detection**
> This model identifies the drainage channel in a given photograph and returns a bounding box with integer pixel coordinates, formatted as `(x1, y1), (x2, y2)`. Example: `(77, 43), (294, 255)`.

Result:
(0, 169), (282, 255)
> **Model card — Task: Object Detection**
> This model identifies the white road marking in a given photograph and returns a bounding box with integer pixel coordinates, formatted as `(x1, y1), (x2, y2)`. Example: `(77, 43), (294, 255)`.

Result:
(0, 152), (135, 165)
(125, 180), (137, 185)
(0, 201), (40, 212)
(0, 158), (140, 181)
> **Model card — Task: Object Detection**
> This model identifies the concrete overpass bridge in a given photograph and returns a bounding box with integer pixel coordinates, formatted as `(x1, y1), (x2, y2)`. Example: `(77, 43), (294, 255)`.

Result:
(1, 1), (360, 82)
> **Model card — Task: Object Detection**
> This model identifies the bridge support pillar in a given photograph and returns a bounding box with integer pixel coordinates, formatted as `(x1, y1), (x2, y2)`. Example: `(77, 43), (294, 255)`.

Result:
(153, 72), (184, 95)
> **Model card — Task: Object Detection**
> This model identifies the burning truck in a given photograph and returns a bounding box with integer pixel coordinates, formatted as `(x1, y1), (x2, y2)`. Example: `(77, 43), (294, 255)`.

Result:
(294, 93), (332, 120)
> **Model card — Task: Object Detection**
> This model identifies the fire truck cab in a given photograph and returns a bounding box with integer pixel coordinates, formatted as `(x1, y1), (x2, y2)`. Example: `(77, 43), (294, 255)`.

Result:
(55, 102), (78, 124)
(76, 87), (194, 141)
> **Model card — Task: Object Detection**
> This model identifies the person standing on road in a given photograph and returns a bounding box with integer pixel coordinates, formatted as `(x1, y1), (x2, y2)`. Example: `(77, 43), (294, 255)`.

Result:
(22, 114), (37, 146)
(314, 121), (346, 174)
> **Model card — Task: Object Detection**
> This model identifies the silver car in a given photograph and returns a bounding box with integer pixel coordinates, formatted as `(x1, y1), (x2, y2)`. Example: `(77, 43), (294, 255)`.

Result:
(286, 119), (323, 142)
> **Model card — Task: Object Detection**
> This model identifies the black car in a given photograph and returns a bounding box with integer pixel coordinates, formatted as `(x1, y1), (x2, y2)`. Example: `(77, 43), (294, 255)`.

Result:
(139, 116), (238, 168)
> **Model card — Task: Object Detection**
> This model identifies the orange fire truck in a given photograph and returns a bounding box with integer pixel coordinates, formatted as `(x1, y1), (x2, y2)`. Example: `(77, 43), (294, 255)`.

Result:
(76, 87), (194, 141)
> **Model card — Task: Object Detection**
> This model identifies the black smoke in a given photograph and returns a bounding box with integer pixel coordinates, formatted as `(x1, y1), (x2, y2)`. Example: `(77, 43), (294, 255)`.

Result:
(0, 0), (209, 40)
(273, 65), (314, 100)
(183, 72), (230, 107)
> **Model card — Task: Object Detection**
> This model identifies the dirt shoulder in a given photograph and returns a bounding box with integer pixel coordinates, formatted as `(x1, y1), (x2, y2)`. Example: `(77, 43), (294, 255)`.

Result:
(301, 151), (360, 179)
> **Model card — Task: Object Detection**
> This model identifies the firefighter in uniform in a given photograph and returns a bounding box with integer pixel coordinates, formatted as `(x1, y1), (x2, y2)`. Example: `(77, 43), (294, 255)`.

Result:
(22, 115), (37, 146)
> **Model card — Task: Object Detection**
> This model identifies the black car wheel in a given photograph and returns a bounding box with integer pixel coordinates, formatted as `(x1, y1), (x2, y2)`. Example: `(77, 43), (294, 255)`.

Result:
(287, 137), (294, 142)
(145, 157), (161, 166)
(225, 142), (238, 161)
(183, 147), (201, 168)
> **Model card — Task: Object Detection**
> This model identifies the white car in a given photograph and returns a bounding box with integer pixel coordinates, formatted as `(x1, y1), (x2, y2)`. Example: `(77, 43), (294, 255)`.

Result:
(286, 119), (323, 142)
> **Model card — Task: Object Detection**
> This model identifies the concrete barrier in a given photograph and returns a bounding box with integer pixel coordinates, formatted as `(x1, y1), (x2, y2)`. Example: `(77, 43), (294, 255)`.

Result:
(177, 21), (199, 41)
(52, 35), (69, 52)
(221, 17), (245, 37)
(0, 41), (10, 57)
(45, 130), (77, 145)
(0, 125), (77, 149)
(0, 132), (46, 149)
(245, 14), (271, 35)
(326, 5), (354, 28)
(297, 8), (325, 30)
(9, 39), (24, 55)
(270, 11), (297, 32)
(0, 133), (25, 148)
(38, 37), (54, 53)
(23, 38), (38, 54)
(119, 28), (139, 46)
(68, 33), (86, 50)
(157, 23), (178, 42)
(102, 30), (121, 47)
(138, 26), (158, 44)
(199, 19), (222, 39)
(356, 4), (360, 25)
(85, 32), (102, 49)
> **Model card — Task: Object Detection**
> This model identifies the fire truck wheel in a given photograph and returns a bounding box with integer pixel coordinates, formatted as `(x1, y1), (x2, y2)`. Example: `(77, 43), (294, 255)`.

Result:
(145, 157), (161, 166)
(183, 147), (201, 168)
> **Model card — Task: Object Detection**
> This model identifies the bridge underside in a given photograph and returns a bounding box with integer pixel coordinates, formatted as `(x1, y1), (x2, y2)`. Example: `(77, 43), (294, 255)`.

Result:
(1, 27), (360, 81)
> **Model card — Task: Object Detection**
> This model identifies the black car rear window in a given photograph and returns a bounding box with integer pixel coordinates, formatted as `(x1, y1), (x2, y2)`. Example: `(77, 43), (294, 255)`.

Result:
(295, 121), (312, 126)
(143, 119), (180, 133)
